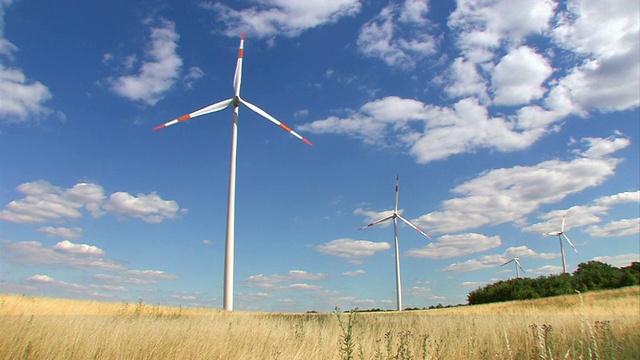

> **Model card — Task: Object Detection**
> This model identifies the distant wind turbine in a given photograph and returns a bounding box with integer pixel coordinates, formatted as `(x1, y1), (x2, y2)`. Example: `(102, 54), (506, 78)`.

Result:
(501, 257), (525, 279)
(153, 33), (312, 311)
(358, 176), (431, 311)
(542, 212), (578, 274)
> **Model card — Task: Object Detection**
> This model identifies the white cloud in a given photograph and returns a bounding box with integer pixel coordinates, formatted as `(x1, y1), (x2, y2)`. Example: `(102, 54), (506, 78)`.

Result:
(444, 57), (489, 101)
(595, 191), (640, 207)
(1, 240), (125, 272)
(103, 191), (185, 223)
(183, 66), (204, 89)
(491, 46), (553, 106)
(0, 2), (53, 122)
(27, 274), (84, 290)
(36, 226), (83, 239)
(0, 180), (184, 224)
(206, 0), (361, 39)
(530, 265), (564, 276)
(590, 253), (640, 268)
(523, 189), (639, 234)
(314, 238), (391, 264)
(53, 240), (104, 256)
(414, 135), (628, 234)
(301, 96), (546, 163)
(126, 269), (178, 280)
(343, 269), (366, 276)
(358, 3), (436, 70)
(460, 281), (487, 289)
(245, 270), (327, 290)
(550, 0), (640, 113)
(576, 136), (632, 159)
(28, 274), (54, 283)
(585, 218), (640, 238)
(443, 246), (558, 272)
(0, 180), (105, 223)
(406, 233), (501, 259)
(108, 18), (182, 105)
(448, 0), (557, 63)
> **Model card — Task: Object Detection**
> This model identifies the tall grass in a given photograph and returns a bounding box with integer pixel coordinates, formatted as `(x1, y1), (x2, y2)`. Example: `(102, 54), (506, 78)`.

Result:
(1, 287), (638, 359)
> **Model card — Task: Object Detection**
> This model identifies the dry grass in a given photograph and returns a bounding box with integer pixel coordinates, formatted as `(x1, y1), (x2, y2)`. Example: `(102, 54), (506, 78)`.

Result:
(1, 287), (639, 359)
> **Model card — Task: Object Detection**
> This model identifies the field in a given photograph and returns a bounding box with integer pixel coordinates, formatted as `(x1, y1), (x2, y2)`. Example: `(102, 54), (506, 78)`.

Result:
(1, 287), (639, 359)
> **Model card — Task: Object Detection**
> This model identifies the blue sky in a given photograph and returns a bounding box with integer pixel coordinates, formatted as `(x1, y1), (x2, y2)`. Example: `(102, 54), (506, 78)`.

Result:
(1, 0), (638, 312)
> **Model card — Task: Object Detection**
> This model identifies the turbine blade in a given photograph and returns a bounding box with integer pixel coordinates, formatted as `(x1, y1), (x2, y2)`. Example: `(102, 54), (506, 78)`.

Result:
(397, 215), (431, 240)
(563, 233), (578, 253)
(152, 98), (233, 131)
(233, 33), (245, 96)
(394, 176), (400, 213)
(358, 214), (394, 231)
(561, 212), (567, 232)
(240, 98), (313, 146)
(517, 262), (525, 273)
(501, 259), (514, 266)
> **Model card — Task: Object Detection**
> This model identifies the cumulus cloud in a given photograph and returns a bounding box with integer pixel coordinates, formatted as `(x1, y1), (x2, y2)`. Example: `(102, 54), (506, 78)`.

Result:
(0, 2), (53, 123)
(36, 226), (83, 239)
(53, 240), (104, 256)
(1, 240), (124, 272)
(551, 0), (639, 113)
(27, 274), (83, 290)
(108, 18), (182, 105)
(314, 238), (391, 264)
(442, 246), (558, 272)
(205, 0), (361, 39)
(303, 0), (638, 165)
(343, 269), (366, 276)
(301, 96), (548, 163)
(585, 218), (640, 238)
(414, 134), (628, 234)
(103, 191), (185, 223)
(0, 180), (105, 223)
(245, 270), (327, 290)
(405, 233), (501, 259)
(523, 189), (639, 234)
(448, 0), (557, 63)
(0, 180), (185, 224)
(590, 253), (640, 268)
(357, 2), (436, 70)
(491, 46), (553, 106)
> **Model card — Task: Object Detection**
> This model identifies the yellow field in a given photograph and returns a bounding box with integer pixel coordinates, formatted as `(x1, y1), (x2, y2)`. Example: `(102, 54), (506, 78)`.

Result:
(1, 287), (639, 359)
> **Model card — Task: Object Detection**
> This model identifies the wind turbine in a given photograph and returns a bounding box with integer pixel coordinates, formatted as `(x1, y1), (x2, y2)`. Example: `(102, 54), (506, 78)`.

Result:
(358, 176), (431, 311)
(153, 33), (312, 311)
(501, 257), (525, 278)
(542, 212), (578, 274)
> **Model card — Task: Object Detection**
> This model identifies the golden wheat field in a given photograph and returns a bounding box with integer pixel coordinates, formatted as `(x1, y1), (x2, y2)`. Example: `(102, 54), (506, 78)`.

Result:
(1, 286), (639, 359)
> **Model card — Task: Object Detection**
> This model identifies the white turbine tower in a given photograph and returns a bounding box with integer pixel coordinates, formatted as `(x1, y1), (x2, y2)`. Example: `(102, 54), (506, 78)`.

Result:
(358, 176), (431, 311)
(501, 257), (525, 278)
(153, 33), (312, 311)
(542, 212), (578, 274)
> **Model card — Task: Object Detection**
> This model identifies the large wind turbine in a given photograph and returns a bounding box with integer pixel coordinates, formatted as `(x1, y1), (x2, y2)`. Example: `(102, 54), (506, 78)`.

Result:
(501, 257), (525, 278)
(153, 33), (312, 311)
(358, 176), (431, 311)
(542, 212), (578, 274)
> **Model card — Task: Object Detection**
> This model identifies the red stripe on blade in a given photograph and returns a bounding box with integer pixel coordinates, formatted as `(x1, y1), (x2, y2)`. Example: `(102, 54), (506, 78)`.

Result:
(178, 115), (191, 122)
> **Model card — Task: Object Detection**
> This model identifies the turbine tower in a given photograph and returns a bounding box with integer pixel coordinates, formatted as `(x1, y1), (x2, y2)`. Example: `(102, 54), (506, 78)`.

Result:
(358, 176), (431, 311)
(501, 257), (525, 278)
(153, 33), (312, 311)
(542, 212), (578, 274)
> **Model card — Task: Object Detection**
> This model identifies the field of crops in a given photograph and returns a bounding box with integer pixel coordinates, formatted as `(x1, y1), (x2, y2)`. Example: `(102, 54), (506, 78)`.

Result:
(1, 286), (638, 359)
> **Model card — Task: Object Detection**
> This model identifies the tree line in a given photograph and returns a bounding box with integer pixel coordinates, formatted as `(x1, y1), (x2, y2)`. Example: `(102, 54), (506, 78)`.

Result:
(467, 261), (639, 305)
